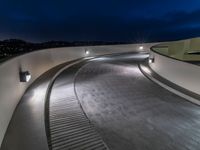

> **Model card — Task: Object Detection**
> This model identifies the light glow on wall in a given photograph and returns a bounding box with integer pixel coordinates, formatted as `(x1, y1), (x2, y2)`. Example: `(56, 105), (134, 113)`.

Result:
(85, 49), (90, 55)
(149, 54), (155, 63)
(139, 46), (144, 50)
(141, 65), (152, 75)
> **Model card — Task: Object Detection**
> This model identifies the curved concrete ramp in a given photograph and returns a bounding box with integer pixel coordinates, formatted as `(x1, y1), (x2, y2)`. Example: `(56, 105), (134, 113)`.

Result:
(74, 54), (200, 150)
(2, 53), (200, 150)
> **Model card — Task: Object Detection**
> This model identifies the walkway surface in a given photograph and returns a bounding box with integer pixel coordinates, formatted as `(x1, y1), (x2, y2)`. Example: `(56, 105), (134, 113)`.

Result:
(48, 63), (108, 150)
(2, 53), (200, 150)
(75, 54), (200, 150)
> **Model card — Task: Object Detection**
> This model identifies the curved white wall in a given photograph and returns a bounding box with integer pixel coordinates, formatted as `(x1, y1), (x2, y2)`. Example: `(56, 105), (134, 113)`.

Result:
(149, 51), (200, 95)
(0, 43), (156, 147)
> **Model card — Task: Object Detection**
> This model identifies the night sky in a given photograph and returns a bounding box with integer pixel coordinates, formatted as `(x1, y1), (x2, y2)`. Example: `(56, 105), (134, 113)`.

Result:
(1, 0), (200, 42)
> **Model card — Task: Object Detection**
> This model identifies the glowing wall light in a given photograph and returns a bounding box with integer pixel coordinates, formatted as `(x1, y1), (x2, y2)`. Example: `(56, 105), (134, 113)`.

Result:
(149, 55), (155, 63)
(20, 71), (31, 82)
(85, 49), (90, 55)
(139, 46), (144, 50)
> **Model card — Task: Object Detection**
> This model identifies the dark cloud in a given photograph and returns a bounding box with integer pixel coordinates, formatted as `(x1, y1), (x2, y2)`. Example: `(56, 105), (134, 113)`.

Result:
(0, 0), (200, 42)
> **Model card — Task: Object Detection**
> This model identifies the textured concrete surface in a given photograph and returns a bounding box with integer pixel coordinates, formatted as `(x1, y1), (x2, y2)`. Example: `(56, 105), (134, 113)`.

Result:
(48, 64), (108, 150)
(75, 54), (200, 150)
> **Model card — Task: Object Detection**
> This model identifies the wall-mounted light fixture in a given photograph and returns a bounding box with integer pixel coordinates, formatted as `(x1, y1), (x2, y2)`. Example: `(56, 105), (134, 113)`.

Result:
(20, 71), (31, 82)
(139, 46), (144, 50)
(85, 49), (90, 55)
(149, 56), (155, 63)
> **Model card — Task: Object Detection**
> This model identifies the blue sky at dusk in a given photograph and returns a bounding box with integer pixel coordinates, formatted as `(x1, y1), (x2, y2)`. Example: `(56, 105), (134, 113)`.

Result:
(0, 0), (200, 42)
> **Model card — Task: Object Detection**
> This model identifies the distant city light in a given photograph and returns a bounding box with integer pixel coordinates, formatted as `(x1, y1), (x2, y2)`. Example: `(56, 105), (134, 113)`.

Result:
(139, 46), (144, 50)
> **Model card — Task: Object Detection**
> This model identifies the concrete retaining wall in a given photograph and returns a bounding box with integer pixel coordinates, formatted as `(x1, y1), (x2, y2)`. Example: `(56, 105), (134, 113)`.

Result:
(149, 51), (200, 95)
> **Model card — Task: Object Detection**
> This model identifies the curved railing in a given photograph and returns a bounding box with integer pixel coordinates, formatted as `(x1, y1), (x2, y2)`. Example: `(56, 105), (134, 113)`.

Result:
(0, 43), (156, 147)
(151, 37), (200, 62)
